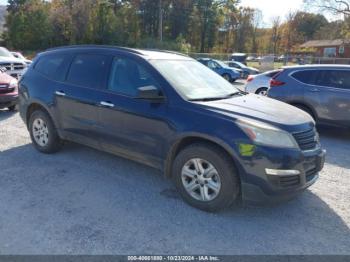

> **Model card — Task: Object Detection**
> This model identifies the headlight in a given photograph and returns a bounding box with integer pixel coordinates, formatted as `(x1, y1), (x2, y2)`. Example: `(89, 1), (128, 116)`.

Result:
(9, 79), (18, 90)
(237, 119), (299, 149)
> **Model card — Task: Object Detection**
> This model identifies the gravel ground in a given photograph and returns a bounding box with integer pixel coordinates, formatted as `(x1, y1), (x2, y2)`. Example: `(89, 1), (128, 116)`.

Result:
(0, 110), (349, 255)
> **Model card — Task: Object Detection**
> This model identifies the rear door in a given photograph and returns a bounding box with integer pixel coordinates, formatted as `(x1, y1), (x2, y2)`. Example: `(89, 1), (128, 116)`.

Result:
(55, 53), (112, 148)
(313, 69), (350, 126)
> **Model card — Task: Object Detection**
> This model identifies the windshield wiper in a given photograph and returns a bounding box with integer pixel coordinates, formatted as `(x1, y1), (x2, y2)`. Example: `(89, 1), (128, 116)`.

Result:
(189, 92), (242, 102)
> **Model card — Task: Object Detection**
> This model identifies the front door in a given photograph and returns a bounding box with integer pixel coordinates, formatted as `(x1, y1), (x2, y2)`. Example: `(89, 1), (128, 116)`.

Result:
(97, 56), (174, 168)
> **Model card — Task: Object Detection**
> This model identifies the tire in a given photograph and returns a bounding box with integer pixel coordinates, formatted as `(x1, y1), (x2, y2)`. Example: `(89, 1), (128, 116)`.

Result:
(222, 73), (232, 82)
(172, 143), (240, 212)
(28, 109), (63, 154)
(255, 87), (268, 96)
(8, 105), (16, 111)
(293, 104), (315, 121)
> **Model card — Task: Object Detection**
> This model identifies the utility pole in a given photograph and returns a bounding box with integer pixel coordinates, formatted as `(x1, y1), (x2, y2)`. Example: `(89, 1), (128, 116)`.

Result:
(159, 0), (163, 42)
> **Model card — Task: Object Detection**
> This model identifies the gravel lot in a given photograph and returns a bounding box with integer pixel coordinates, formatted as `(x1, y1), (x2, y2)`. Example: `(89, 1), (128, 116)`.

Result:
(0, 110), (349, 255)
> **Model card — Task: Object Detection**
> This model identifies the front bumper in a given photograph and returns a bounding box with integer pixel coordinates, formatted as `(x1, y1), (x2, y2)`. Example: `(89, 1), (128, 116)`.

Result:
(0, 94), (18, 109)
(240, 146), (326, 205)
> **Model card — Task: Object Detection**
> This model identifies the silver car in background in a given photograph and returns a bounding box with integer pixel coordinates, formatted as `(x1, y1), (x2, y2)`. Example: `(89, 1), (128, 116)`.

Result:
(245, 70), (281, 95)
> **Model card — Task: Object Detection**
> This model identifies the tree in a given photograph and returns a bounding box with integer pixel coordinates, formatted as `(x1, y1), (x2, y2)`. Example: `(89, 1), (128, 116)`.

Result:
(304, 0), (350, 15)
(270, 16), (281, 54)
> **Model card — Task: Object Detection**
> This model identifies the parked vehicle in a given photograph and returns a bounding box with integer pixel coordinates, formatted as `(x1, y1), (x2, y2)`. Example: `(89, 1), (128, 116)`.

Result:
(268, 65), (350, 127)
(19, 46), (325, 211)
(245, 70), (282, 95)
(226, 61), (260, 78)
(197, 58), (241, 82)
(11, 51), (32, 65)
(0, 47), (27, 79)
(230, 53), (247, 65)
(0, 68), (18, 111)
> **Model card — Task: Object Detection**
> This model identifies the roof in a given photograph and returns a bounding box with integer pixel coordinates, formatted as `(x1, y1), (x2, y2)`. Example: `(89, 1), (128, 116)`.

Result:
(44, 45), (191, 60)
(300, 39), (350, 48)
(282, 64), (350, 70)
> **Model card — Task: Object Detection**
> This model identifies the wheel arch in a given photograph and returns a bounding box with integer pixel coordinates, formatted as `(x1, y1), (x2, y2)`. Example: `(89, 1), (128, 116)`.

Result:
(165, 134), (241, 180)
(25, 101), (62, 136)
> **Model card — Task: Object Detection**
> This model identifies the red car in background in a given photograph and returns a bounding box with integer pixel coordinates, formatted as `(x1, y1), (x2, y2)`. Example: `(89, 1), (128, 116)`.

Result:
(0, 68), (18, 111)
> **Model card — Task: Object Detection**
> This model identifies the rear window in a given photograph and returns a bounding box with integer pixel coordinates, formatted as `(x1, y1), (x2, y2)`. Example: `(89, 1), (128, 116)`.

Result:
(66, 54), (111, 89)
(35, 54), (70, 81)
(292, 70), (319, 85)
(266, 70), (281, 78)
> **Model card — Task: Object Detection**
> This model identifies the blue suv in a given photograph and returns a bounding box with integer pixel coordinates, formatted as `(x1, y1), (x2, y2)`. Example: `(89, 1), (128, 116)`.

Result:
(19, 46), (325, 211)
(197, 58), (241, 82)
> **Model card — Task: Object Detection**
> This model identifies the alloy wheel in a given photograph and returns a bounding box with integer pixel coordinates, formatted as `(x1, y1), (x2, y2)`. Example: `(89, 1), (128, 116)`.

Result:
(32, 118), (49, 147)
(181, 158), (221, 202)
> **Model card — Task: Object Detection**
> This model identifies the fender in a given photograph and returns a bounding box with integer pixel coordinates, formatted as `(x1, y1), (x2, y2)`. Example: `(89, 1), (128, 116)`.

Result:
(164, 131), (244, 179)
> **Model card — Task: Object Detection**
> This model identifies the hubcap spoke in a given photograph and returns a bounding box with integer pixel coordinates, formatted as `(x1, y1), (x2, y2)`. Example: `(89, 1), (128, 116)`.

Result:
(181, 158), (221, 202)
(32, 118), (49, 147)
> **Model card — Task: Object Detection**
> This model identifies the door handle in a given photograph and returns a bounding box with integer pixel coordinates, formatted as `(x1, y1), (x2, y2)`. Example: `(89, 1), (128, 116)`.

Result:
(55, 91), (66, 96)
(100, 101), (115, 108)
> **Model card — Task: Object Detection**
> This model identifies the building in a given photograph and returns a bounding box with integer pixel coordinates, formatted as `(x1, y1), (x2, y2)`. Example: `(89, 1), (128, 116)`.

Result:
(300, 39), (350, 58)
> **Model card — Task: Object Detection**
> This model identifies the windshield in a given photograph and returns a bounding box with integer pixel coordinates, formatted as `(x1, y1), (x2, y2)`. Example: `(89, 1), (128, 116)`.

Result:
(214, 60), (228, 68)
(233, 61), (246, 68)
(150, 59), (240, 101)
(0, 47), (14, 58)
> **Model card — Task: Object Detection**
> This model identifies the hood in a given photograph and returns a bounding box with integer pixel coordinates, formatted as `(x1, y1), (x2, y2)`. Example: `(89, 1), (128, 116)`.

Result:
(247, 66), (259, 72)
(0, 56), (25, 64)
(223, 65), (241, 73)
(0, 72), (17, 83)
(196, 94), (314, 132)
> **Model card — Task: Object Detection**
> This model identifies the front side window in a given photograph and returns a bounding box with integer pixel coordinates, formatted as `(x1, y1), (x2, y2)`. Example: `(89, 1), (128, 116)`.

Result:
(67, 54), (110, 89)
(35, 54), (70, 81)
(318, 70), (350, 89)
(108, 57), (158, 97)
(150, 59), (240, 101)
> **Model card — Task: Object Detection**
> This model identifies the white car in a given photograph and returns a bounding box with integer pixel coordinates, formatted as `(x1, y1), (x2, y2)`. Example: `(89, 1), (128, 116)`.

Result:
(0, 47), (27, 79)
(11, 51), (32, 65)
(245, 69), (281, 95)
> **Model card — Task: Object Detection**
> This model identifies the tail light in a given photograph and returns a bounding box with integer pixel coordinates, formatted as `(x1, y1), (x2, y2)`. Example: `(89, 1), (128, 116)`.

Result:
(270, 70), (285, 87)
(270, 79), (285, 87)
(247, 75), (254, 82)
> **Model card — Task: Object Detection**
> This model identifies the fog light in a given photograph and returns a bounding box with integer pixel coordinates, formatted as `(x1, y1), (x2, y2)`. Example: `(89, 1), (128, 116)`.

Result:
(265, 169), (300, 176)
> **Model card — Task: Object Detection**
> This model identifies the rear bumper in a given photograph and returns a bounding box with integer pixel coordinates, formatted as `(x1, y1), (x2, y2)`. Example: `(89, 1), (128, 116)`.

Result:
(240, 147), (326, 205)
(0, 94), (18, 109)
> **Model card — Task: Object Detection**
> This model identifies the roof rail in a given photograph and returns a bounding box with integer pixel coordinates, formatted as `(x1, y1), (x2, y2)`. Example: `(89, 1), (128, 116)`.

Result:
(46, 45), (144, 55)
(144, 48), (189, 57)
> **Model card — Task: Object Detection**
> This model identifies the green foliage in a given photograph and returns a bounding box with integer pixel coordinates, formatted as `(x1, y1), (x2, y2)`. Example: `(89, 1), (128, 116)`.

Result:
(3, 0), (349, 54)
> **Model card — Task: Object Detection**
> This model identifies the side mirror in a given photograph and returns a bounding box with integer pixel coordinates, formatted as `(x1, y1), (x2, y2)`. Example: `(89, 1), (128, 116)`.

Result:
(137, 85), (164, 101)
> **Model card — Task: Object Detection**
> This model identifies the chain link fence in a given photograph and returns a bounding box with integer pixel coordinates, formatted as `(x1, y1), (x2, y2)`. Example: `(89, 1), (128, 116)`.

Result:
(188, 52), (350, 72)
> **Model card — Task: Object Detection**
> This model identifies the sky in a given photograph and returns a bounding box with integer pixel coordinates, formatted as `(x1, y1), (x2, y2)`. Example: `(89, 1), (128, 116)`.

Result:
(240, 0), (305, 26)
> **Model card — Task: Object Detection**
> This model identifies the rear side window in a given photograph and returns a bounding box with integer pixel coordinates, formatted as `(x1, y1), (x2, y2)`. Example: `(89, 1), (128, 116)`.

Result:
(35, 54), (70, 81)
(292, 70), (319, 85)
(318, 70), (350, 90)
(66, 54), (111, 89)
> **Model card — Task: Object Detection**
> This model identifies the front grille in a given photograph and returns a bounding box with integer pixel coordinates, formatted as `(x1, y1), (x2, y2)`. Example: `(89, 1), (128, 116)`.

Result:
(279, 175), (300, 187)
(14, 63), (25, 70)
(305, 168), (318, 182)
(0, 88), (14, 94)
(0, 62), (25, 71)
(293, 128), (318, 151)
